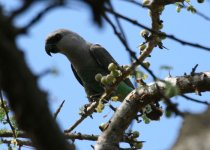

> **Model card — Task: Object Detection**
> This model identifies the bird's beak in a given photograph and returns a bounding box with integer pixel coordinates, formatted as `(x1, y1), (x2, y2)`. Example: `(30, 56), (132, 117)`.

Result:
(45, 43), (59, 56)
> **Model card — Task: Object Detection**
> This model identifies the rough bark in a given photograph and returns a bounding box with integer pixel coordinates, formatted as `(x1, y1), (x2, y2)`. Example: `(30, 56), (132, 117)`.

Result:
(0, 10), (74, 150)
(95, 71), (210, 149)
(172, 107), (210, 150)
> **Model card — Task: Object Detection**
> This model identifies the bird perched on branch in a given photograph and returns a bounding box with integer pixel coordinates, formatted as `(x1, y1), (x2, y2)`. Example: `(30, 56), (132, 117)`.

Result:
(45, 29), (162, 120)
(45, 29), (134, 101)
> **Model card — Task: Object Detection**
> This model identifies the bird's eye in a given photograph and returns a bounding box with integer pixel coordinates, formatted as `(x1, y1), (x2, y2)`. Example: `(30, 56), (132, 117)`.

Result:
(54, 34), (61, 42)
(47, 33), (62, 43)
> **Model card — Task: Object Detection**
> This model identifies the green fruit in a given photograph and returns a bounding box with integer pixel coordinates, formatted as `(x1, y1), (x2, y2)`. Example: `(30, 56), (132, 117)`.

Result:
(106, 74), (115, 83)
(99, 122), (108, 131)
(108, 63), (117, 71)
(159, 32), (166, 40)
(123, 65), (130, 70)
(140, 30), (149, 38)
(139, 44), (146, 51)
(133, 131), (140, 138)
(95, 73), (103, 82)
(144, 118), (150, 124)
(143, 61), (150, 68)
(158, 6), (165, 12)
(165, 110), (172, 118)
(176, 6), (181, 13)
(159, 23), (163, 29)
(142, 0), (150, 6)
(111, 70), (122, 77)
(142, 114), (150, 124)
(96, 101), (104, 113)
(187, 6), (196, 13)
(143, 104), (152, 114)
(101, 76), (108, 85)
(133, 142), (143, 149)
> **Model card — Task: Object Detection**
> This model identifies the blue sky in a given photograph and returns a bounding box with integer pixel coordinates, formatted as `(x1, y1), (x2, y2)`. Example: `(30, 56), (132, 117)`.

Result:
(1, 0), (210, 150)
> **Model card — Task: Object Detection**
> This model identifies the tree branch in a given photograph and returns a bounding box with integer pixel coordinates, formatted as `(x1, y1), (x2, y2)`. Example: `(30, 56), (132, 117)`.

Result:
(0, 130), (141, 145)
(0, 92), (17, 138)
(105, 7), (210, 52)
(64, 101), (98, 133)
(18, 1), (65, 34)
(54, 100), (65, 120)
(1, 138), (32, 147)
(9, 0), (35, 21)
(95, 71), (210, 149)
(0, 31), (74, 150)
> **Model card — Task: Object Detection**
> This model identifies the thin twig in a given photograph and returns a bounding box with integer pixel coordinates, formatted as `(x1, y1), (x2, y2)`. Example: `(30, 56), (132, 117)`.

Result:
(182, 5), (210, 22)
(102, 13), (137, 59)
(9, 0), (35, 21)
(64, 101), (98, 133)
(105, 7), (210, 52)
(108, 2), (127, 43)
(104, 5), (159, 81)
(1, 138), (32, 147)
(163, 96), (184, 117)
(0, 130), (141, 144)
(181, 94), (210, 105)
(0, 91), (17, 138)
(54, 100), (65, 120)
(109, 104), (116, 112)
(196, 10), (210, 21)
(17, 1), (65, 34)
(191, 64), (199, 76)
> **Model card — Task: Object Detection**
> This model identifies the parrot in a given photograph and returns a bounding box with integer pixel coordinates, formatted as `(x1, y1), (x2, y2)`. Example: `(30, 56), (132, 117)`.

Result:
(45, 29), (134, 102)
(45, 29), (162, 120)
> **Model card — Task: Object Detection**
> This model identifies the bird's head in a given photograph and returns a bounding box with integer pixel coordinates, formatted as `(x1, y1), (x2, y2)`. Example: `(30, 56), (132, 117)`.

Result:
(45, 29), (86, 56)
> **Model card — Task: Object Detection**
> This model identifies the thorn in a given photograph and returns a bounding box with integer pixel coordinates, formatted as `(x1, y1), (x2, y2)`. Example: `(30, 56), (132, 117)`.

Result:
(190, 64), (199, 76)
(91, 145), (95, 149)
(195, 88), (202, 96)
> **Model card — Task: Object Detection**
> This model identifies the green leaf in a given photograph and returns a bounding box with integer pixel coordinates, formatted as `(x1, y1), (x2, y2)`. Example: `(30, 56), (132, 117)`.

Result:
(165, 109), (172, 118)
(142, 114), (150, 124)
(0, 108), (6, 122)
(160, 65), (173, 71)
(96, 101), (104, 113)
(176, 7), (181, 13)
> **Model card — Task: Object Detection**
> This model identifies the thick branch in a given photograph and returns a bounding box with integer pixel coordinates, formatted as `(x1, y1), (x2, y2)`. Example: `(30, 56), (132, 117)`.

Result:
(95, 71), (210, 149)
(0, 130), (138, 144)
(0, 35), (74, 150)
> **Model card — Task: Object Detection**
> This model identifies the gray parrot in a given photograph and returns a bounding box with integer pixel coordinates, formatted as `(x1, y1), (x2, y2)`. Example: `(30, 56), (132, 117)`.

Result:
(45, 29), (162, 120)
(45, 29), (134, 102)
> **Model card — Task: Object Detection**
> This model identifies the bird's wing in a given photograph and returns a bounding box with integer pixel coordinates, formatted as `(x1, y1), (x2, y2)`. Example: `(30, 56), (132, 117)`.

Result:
(71, 64), (84, 86)
(90, 44), (134, 89)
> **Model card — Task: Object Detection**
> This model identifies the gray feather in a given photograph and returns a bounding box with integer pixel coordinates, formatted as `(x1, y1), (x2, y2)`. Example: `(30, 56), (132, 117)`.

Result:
(89, 44), (134, 89)
(71, 64), (83, 86)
